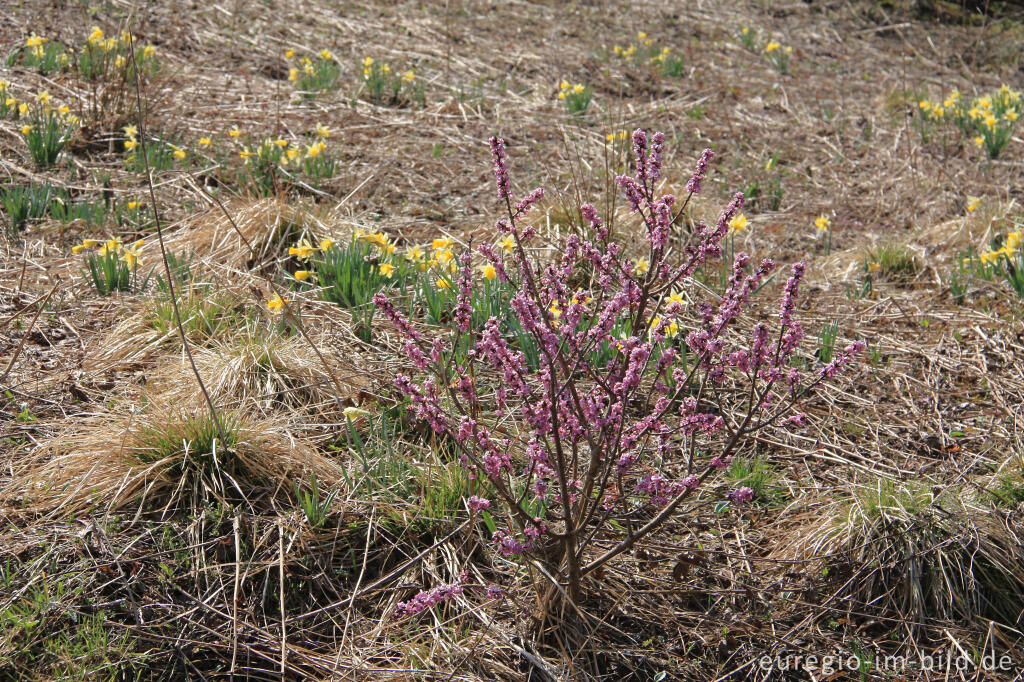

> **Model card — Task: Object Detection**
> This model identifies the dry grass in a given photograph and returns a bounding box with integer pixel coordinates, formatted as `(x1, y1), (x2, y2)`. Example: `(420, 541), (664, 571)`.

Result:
(2, 0), (1024, 679)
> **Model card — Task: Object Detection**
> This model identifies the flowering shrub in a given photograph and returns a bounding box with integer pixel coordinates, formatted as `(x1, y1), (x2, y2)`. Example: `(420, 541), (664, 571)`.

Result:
(374, 130), (865, 601)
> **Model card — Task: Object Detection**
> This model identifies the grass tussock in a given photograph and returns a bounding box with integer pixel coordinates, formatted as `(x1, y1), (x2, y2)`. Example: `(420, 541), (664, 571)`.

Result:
(1, 402), (346, 515)
(798, 478), (1024, 630)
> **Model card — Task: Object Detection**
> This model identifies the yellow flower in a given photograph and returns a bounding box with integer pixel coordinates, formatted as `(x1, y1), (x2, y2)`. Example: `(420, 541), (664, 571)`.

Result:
(228, 126), (243, 138)
(984, 115), (997, 129)
(405, 245), (424, 262)
(273, 138), (289, 147)
(127, 200), (140, 210)
(315, 123), (330, 138)
(294, 270), (313, 281)
(72, 244), (85, 254)
(121, 247), (141, 268)
(765, 42), (780, 52)
(785, 46), (793, 53)
(239, 150), (253, 160)
(81, 239), (103, 248)
(432, 237), (453, 251)
(557, 92), (566, 100)
(814, 214), (831, 233)
(1005, 110), (1019, 122)
(482, 264), (496, 280)
(867, 262), (881, 273)
(199, 137), (212, 146)
(20, 124), (32, 135)
(549, 301), (562, 319)
(36, 91), (51, 106)
(58, 105), (70, 116)
(402, 71), (415, 82)
(979, 250), (997, 265)
(560, 80), (570, 90)
(342, 406), (372, 422)
(105, 237), (122, 250)
(306, 142), (325, 158)
(382, 64), (390, 73)
(436, 278), (450, 289)
(143, 45), (155, 59)
(267, 294), (286, 312)
(497, 235), (515, 252)
(5, 97), (16, 108)
(363, 56), (373, 67)
(173, 149), (186, 160)
(966, 196), (981, 213)
(918, 100), (931, 111)
(634, 258), (650, 276)
(574, 84), (584, 93)
(435, 248), (454, 265)
(288, 240), (316, 261)
(729, 214), (749, 232)
(974, 136), (985, 147)
(319, 238), (335, 252)
(123, 124), (138, 139)
(637, 32), (647, 39)
(26, 35), (46, 48)
(741, 27), (749, 34)
(320, 49), (333, 60)
(377, 263), (395, 278)
(285, 49), (295, 58)
(304, 64), (314, 75)
(288, 68), (299, 81)
(88, 26), (104, 43)
(667, 291), (684, 307)
(18, 102), (29, 116)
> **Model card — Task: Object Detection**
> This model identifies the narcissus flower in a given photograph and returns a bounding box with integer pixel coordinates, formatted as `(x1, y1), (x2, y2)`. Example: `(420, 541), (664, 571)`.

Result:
(288, 240), (316, 260)
(293, 270), (313, 281)
(343, 406), (372, 421)
(20, 125), (32, 135)
(267, 294), (286, 312)
(377, 263), (395, 278)
(315, 123), (330, 138)
(199, 137), (212, 146)
(765, 42), (780, 52)
(285, 49), (295, 58)
(482, 263), (496, 280)
(634, 258), (650, 275)
(127, 201), (140, 210)
(319, 238), (335, 252)
(228, 126), (243, 138)
(320, 49), (333, 60)
(814, 214), (831, 233)
(729, 213), (749, 232)
(966, 196), (981, 213)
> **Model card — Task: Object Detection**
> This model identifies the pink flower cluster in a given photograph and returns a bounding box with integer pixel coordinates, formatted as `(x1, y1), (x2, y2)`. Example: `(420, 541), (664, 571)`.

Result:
(373, 130), (865, 579)
(395, 581), (464, 618)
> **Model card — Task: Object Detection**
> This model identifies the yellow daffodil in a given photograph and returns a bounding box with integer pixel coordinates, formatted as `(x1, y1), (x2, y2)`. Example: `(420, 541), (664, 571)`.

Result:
(315, 123), (330, 138)
(320, 49), (333, 60)
(765, 42), (780, 52)
(342, 406), (372, 421)
(36, 91), (51, 106)
(966, 196), (981, 213)
(88, 26), (104, 43)
(288, 240), (316, 261)
(127, 201), (140, 210)
(482, 263), (496, 280)
(273, 138), (288, 147)
(667, 291), (684, 307)
(20, 124), (32, 135)
(124, 124), (138, 138)
(81, 239), (103, 248)
(72, 244), (85, 254)
(436, 278), (450, 289)
(143, 45), (155, 59)
(815, 214), (831, 233)
(18, 102), (29, 116)
(498, 235), (515, 252)
(402, 71), (415, 82)
(974, 136), (984, 147)
(319, 238), (335, 252)
(240, 150), (253, 160)
(729, 214), (749, 232)
(288, 68), (300, 81)
(549, 301), (562, 319)
(377, 263), (395, 278)
(293, 270), (313, 281)
(172, 149), (186, 160)
(199, 137), (212, 146)
(634, 258), (650, 276)
(285, 49), (295, 58)
(267, 294), (286, 312)
(741, 27), (750, 34)
(1005, 110), (1019, 122)
(867, 262), (881, 273)
(363, 56), (373, 67)
(228, 126), (243, 138)
(432, 237), (453, 251)
(306, 142), (325, 158)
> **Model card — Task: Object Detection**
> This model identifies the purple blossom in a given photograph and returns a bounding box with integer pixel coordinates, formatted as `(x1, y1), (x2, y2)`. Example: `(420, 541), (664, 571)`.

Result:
(727, 486), (755, 504)
(686, 148), (714, 195)
(395, 581), (464, 618)
(467, 495), (491, 511)
(488, 136), (511, 200)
